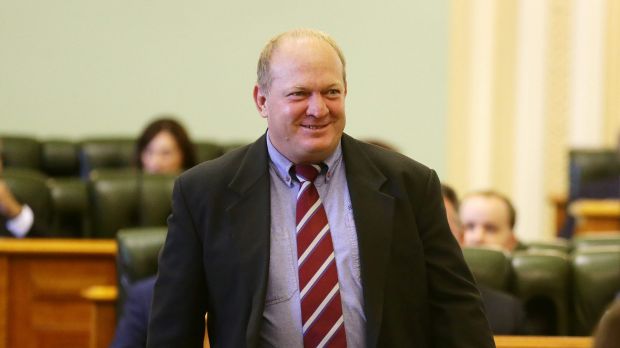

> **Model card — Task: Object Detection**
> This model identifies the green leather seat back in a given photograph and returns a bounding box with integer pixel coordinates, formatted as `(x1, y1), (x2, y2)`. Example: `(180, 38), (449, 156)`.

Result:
(462, 247), (511, 291)
(116, 227), (167, 313)
(88, 170), (139, 238)
(42, 140), (80, 177)
(0, 135), (42, 170)
(573, 233), (620, 250)
(511, 250), (571, 335)
(138, 174), (175, 227)
(2, 168), (53, 236)
(48, 178), (89, 237)
(524, 239), (571, 254)
(572, 245), (620, 335)
(195, 141), (223, 163)
(79, 138), (135, 178)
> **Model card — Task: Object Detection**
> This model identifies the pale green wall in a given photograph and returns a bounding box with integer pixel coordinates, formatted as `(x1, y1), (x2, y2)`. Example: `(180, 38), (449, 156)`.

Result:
(0, 0), (449, 175)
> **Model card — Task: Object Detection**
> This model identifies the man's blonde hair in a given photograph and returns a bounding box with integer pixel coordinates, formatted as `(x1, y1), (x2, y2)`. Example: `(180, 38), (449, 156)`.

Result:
(256, 28), (347, 92)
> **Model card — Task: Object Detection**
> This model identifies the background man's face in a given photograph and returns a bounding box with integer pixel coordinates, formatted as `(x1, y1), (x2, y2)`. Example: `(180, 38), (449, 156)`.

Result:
(255, 37), (346, 164)
(459, 195), (516, 251)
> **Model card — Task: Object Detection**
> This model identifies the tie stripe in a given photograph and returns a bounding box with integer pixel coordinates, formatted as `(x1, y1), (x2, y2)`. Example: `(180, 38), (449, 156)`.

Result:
(294, 164), (347, 348)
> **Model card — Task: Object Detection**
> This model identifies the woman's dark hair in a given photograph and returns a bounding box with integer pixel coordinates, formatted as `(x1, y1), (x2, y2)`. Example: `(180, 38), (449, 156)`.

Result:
(136, 117), (197, 170)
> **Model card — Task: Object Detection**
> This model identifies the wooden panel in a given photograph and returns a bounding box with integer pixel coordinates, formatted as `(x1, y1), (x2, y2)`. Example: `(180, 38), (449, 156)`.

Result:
(570, 199), (620, 234)
(0, 257), (7, 348)
(495, 335), (592, 348)
(0, 239), (116, 348)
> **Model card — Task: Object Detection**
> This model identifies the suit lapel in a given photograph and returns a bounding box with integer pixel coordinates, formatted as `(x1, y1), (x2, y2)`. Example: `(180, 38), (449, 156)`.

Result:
(341, 134), (395, 348)
(226, 134), (271, 347)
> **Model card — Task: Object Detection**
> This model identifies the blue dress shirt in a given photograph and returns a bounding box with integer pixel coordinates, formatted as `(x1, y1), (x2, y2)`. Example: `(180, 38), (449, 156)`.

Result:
(259, 133), (366, 347)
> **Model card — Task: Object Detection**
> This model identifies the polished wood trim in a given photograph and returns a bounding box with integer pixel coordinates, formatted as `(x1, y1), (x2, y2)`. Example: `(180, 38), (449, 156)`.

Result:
(570, 199), (620, 217)
(495, 335), (592, 348)
(0, 239), (116, 255)
(82, 285), (117, 302)
(0, 257), (7, 348)
(570, 199), (620, 234)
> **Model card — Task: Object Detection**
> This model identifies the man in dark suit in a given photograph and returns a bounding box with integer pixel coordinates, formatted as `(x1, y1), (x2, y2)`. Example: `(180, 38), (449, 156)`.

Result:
(442, 184), (527, 335)
(111, 277), (157, 348)
(147, 28), (494, 347)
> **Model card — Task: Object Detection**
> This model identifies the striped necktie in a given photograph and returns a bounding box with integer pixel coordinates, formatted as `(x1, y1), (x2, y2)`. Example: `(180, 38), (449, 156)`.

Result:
(294, 164), (347, 348)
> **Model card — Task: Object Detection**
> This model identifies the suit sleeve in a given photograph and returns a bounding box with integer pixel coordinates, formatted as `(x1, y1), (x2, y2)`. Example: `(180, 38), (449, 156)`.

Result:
(147, 178), (208, 348)
(111, 278), (155, 348)
(417, 170), (496, 347)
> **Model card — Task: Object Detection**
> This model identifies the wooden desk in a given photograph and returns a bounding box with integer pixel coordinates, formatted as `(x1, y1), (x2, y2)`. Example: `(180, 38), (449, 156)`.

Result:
(570, 199), (620, 234)
(0, 239), (116, 348)
(82, 285), (211, 348)
(495, 335), (592, 348)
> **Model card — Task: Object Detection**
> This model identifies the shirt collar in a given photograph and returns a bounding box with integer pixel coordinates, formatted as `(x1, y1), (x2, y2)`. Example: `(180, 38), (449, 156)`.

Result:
(266, 130), (342, 187)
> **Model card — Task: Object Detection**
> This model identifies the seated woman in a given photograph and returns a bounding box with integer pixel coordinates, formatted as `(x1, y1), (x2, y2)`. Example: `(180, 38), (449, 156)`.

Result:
(135, 117), (197, 174)
(111, 117), (197, 348)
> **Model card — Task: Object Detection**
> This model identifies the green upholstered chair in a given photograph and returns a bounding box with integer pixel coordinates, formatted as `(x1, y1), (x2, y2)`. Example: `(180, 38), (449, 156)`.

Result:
(88, 170), (139, 238)
(0, 135), (42, 170)
(48, 177), (90, 237)
(462, 247), (512, 291)
(116, 227), (167, 313)
(572, 233), (620, 250)
(89, 171), (175, 238)
(572, 245), (620, 335)
(195, 141), (224, 163)
(79, 138), (135, 178)
(138, 174), (175, 227)
(2, 168), (53, 237)
(41, 140), (80, 177)
(523, 239), (571, 254)
(511, 250), (572, 335)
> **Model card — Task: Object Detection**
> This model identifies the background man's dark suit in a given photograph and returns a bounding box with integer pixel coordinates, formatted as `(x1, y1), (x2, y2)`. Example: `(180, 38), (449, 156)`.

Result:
(111, 277), (156, 348)
(147, 133), (494, 348)
(480, 286), (527, 335)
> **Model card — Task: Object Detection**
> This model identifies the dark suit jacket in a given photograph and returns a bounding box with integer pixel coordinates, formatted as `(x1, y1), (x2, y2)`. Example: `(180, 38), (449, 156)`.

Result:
(111, 277), (156, 348)
(147, 133), (495, 348)
(480, 286), (527, 335)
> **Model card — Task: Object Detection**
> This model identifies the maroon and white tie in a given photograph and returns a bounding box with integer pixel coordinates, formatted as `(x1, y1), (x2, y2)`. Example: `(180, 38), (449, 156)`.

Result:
(294, 164), (347, 348)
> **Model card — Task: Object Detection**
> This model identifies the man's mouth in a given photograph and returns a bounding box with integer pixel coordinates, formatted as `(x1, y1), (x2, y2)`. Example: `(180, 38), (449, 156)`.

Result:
(301, 124), (327, 130)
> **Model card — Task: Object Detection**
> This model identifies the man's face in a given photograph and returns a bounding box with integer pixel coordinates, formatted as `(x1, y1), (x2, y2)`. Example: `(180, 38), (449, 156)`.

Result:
(459, 195), (516, 251)
(254, 37), (346, 164)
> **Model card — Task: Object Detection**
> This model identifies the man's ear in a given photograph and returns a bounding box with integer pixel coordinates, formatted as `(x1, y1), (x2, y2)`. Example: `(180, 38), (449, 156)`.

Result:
(253, 85), (268, 118)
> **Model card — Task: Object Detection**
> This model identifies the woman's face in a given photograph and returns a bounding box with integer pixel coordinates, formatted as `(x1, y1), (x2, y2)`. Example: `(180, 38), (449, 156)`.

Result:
(141, 130), (184, 174)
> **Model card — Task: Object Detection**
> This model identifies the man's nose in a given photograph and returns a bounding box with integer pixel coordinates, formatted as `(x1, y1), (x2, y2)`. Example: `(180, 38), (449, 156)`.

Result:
(306, 93), (328, 117)
(471, 227), (485, 243)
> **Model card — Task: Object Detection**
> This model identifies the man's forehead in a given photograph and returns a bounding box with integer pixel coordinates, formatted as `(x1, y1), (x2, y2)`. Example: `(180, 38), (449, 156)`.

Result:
(463, 196), (510, 219)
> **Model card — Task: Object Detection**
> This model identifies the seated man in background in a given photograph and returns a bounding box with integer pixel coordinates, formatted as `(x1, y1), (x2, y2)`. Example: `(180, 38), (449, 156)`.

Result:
(0, 143), (41, 238)
(459, 190), (523, 251)
(442, 184), (527, 335)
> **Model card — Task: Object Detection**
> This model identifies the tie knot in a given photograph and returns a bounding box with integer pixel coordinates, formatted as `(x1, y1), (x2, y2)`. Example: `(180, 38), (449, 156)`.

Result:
(293, 164), (321, 183)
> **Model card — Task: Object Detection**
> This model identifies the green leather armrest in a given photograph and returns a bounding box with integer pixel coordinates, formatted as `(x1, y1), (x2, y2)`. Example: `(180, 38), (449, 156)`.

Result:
(462, 247), (511, 291)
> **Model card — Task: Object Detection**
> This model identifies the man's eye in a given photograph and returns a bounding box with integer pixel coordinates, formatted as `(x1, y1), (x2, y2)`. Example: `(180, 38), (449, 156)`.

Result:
(327, 89), (340, 96)
(288, 91), (305, 97)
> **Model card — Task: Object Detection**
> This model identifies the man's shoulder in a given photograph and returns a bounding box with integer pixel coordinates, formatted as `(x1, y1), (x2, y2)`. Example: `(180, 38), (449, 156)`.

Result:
(342, 134), (434, 178)
(180, 139), (260, 182)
